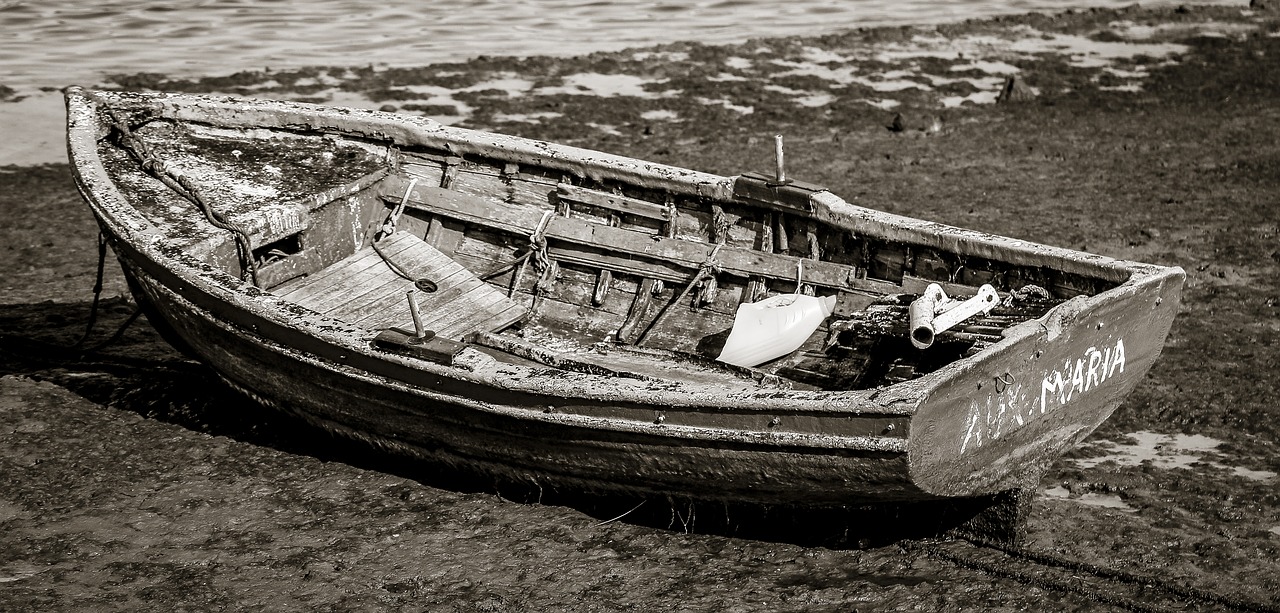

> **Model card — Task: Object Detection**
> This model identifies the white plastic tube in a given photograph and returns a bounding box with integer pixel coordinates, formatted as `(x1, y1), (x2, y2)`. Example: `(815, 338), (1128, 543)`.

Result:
(910, 283), (1000, 349)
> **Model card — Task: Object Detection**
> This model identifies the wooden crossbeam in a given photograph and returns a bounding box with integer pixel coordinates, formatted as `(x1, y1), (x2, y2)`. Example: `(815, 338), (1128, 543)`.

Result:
(555, 183), (670, 221)
(378, 175), (898, 294)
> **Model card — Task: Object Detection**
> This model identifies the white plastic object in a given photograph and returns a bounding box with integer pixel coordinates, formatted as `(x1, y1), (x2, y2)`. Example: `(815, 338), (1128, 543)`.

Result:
(909, 283), (1000, 349)
(717, 293), (837, 368)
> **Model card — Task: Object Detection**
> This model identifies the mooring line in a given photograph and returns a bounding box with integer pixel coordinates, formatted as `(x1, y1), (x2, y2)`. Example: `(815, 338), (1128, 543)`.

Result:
(64, 231), (143, 355)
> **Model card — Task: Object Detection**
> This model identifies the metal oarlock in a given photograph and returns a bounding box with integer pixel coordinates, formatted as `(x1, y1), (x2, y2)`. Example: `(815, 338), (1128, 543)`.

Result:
(909, 283), (1000, 349)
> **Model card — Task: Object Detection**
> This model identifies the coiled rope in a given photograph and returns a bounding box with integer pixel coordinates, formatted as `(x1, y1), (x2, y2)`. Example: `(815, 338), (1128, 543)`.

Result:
(90, 92), (259, 287)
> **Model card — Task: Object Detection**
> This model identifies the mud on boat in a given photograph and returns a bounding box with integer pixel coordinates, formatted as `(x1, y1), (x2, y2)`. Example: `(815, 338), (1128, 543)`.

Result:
(65, 87), (1183, 511)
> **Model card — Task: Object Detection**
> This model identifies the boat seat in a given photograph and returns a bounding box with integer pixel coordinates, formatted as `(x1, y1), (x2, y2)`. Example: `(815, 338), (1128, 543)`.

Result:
(274, 231), (528, 339)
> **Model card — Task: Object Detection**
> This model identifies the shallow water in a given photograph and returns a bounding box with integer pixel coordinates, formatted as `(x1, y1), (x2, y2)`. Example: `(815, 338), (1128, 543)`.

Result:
(0, 0), (1241, 95)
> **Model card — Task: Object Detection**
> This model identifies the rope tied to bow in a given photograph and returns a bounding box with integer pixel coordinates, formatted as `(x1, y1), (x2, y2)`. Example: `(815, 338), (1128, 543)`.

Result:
(90, 92), (260, 287)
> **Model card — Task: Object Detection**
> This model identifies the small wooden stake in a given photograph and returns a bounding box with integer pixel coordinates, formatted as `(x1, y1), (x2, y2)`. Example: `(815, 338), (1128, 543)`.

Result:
(774, 134), (786, 184)
(593, 269), (612, 306)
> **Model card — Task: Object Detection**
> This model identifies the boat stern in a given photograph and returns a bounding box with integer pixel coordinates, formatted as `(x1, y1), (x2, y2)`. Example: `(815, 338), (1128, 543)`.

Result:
(905, 264), (1185, 497)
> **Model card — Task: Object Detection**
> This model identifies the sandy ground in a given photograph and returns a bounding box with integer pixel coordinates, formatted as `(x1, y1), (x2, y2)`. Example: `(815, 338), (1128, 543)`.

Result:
(2, 4), (1279, 611)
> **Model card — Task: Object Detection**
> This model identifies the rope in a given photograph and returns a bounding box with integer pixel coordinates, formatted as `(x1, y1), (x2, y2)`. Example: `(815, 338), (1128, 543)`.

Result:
(62, 231), (142, 355)
(693, 242), (723, 307)
(78, 308), (143, 354)
(371, 237), (417, 282)
(71, 232), (109, 349)
(90, 92), (260, 287)
(378, 177), (419, 239)
(636, 243), (722, 347)
(529, 210), (555, 295)
(479, 251), (533, 281)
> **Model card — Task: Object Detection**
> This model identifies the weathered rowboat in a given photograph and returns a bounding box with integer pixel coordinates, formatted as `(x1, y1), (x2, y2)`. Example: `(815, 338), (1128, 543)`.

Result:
(65, 87), (1183, 514)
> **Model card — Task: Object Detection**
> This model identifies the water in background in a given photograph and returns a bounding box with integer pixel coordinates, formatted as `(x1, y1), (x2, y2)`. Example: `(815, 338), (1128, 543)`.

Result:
(0, 0), (1240, 96)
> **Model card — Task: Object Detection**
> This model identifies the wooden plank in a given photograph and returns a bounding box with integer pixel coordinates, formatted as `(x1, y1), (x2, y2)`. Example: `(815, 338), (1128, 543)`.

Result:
(550, 242), (689, 284)
(337, 263), (474, 327)
(293, 235), (423, 304)
(281, 231), (526, 337)
(290, 234), (423, 318)
(555, 183), (670, 221)
(616, 278), (656, 344)
(341, 258), (480, 327)
(731, 172), (824, 213)
(471, 331), (654, 380)
(276, 237), (415, 307)
(373, 327), (467, 365)
(425, 216), (466, 256)
(593, 269), (612, 306)
(379, 175), (898, 295)
(272, 250), (376, 301)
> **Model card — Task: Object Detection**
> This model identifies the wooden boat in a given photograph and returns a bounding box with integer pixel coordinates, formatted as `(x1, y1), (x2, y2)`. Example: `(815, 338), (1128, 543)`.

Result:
(65, 87), (1183, 512)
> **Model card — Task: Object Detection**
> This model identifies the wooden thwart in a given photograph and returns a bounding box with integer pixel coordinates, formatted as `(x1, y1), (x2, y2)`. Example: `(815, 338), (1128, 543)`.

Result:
(379, 175), (899, 294)
(555, 183), (670, 221)
(276, 231), (527, 340)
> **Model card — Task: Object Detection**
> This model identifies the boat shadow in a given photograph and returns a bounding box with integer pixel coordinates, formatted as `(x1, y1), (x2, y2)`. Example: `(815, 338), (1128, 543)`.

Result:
(0, 298), (1024, 549)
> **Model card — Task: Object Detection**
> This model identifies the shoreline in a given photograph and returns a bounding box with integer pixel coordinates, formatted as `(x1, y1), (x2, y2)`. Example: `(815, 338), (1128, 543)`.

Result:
(0, 0), (1246, 102)
(2, 3), (1269, 167)
(3, 4), (1279, 610)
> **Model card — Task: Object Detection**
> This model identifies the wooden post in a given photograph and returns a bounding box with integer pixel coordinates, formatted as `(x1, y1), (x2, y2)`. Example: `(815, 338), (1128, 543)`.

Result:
(593, 269), (612, 306)
(617, 278), (657, 344)
(774, 134), (786, 184)
(407, 290), (426, 339)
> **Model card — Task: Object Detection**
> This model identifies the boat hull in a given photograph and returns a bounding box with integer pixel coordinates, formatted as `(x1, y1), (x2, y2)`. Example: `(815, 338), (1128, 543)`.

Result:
(114, 246), (923, 506)
(65, 88), (1186, 512)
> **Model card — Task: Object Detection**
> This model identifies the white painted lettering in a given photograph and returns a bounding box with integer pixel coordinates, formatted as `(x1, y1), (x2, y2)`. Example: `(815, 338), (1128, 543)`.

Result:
(1109, 339), (1126, 377)
(1070, 358), (1086, 399)
(1086, 347), (1103, 391)
(961, 409), (981, 454)
(1042, 371), (1065, 413)
(967, 336), (1129, 455)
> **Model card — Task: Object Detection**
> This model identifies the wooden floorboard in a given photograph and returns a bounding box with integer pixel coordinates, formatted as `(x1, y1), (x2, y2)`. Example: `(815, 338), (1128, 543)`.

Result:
(275, 237), (415, 305)
(277, 231), (527, 339)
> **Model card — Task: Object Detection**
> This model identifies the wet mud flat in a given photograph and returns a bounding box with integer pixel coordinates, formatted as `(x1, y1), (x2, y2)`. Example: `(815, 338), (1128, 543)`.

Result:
(3, 4), (1280, 611)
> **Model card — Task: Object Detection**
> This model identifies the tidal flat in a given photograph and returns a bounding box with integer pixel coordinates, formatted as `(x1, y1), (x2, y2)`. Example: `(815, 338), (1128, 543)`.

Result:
(2, 4), (1278, 611)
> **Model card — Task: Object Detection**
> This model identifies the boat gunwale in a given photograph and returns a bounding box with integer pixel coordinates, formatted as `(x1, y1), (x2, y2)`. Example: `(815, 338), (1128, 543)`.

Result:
(125, 88), (1175, 284)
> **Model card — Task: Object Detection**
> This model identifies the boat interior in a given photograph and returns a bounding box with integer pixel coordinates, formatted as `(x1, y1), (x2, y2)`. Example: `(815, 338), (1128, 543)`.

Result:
(97, 114), (1126, 392)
